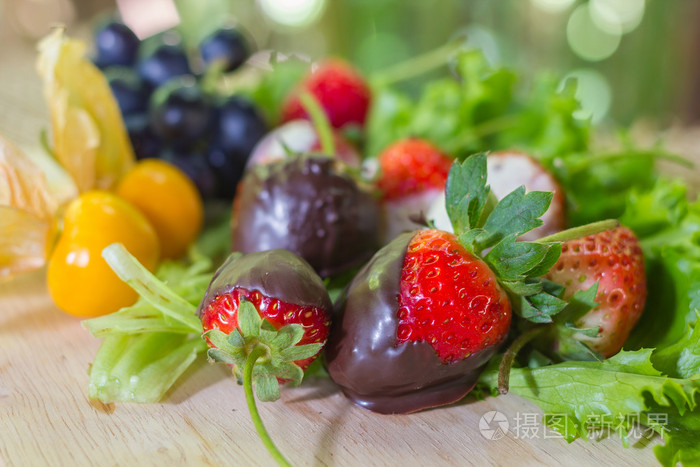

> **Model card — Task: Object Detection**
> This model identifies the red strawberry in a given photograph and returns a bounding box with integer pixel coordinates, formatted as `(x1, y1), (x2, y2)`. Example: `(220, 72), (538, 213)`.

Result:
(545, 226), (647, 357)
(282, 59), (371, 129)
(377, 138), (452, 200)
(396, 229), (512, 362)
(376, 138), (453, 242)
(199, 249), (332, 377)
(201, 287), (330, 372)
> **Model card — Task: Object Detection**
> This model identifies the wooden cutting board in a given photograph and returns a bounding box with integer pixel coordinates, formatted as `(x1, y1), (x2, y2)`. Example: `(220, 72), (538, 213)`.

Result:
(0, 271), (661, 466)
(1, 21), (696, 467)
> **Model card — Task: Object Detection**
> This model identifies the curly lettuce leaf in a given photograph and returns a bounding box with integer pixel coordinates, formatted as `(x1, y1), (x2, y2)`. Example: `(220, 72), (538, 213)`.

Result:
(651, 398), (700, 467)
(478, 349), (700, 446)
(619, 178), (689, 237)
(366, 48), (588, 161)
(623, 181), (700, 349)
(651, 313), (700, 380)
(495, 74), (589, 160)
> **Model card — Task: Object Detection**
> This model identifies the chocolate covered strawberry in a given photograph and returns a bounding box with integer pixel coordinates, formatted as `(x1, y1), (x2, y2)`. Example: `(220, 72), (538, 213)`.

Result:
(199, 249), (332, 465)
(326, 154), (571, 413)
(232, 155), (381, 278)
(376, 138), (453, 242)
(282, 59), (371, 129)
(544, 226), (646, 357)
(246, 119), (361, 170)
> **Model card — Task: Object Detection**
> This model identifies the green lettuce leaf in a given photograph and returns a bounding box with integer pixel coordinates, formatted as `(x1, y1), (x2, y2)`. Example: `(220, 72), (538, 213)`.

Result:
(83, 244), (212, 403)
(650, 398), (700, 467)
(478, 349), (700, 447)
(626, 194), (700, 349)
(366, 48), (588, 161)
(651, 312), (700, 380)
(495, 74), (589, 160)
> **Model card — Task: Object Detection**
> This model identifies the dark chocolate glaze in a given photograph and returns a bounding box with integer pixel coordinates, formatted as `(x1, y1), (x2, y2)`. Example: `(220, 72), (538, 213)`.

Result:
(232, 156), (381, 278)
(197, 249), (332, 316)
(325, 232), (496, 414)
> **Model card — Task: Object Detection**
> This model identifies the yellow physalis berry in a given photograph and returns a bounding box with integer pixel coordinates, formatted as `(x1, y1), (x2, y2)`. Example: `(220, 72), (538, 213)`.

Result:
(116, 159), (204, 259)
(47, 191), (159, 317)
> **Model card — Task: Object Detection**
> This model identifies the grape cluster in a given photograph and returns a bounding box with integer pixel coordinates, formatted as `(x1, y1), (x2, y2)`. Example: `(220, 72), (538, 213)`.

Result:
(93, 21), (267, 200)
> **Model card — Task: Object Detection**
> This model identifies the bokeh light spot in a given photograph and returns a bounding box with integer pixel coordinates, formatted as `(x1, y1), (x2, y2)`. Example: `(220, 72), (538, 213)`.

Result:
(591, 0), (645, 34)
(563, 69), (612, 124)
(259, 0), (326, 28)
(567, 4), (621, 61)
(531, 0), (576, 14)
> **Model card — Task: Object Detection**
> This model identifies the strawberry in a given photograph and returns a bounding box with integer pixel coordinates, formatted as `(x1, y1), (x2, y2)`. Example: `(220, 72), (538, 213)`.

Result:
(428, 150), (566, 241)
(281, 59), (371, 129)
(326, 154), (570, 413)
(544, 226), (647, 357)
(376, 138), (453, 242)
(232, 154), (381, 278)
(199, 249), (333, 464)
(396, 229), (511, 362)
(199, 249), (332, 377)
(201, 287), (330, 372)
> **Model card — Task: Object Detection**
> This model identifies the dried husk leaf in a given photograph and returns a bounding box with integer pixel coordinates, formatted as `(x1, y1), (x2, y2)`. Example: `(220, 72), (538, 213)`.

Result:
(0, 134), (58, 221)
(36, 28), (134, 192)
(0, 206), (51, 280)
(0, 134), (57, 278)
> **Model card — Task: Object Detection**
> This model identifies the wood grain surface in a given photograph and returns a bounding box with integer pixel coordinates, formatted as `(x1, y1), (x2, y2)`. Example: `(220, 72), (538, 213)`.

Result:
(1, 271), (661, 467)
(1, 19), (697, 467)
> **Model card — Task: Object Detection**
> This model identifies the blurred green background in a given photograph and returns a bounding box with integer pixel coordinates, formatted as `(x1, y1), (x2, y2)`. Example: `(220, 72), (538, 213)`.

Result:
(175, 0), (699, 128)
(4, 0), (698, 128)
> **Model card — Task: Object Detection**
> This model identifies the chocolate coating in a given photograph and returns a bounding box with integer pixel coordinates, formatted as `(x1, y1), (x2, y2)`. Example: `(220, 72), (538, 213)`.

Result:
(325, 233), (494, 414)
(197, 249), (332, 316)
(232, 156), (381, 278)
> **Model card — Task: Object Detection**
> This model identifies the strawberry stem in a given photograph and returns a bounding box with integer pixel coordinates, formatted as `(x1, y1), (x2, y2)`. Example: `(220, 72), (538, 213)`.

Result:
(244, 345), (292, 467)
(498, 326), (547, 394)
(370, 40), (461, 87)
(299, 91), (336, 156)
(200, 59), (227, 95)
(535, 219), (620, 244)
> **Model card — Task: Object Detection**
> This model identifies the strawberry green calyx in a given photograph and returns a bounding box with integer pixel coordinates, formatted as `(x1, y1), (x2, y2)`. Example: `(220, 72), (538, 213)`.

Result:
(445, 154), (616, 324)
(446, 153), (567, 323)
(204, 300), (323, 401)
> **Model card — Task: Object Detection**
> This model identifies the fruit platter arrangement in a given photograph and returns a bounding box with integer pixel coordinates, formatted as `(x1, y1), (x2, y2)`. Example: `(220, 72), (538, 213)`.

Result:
(2, 14), (700, 467)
